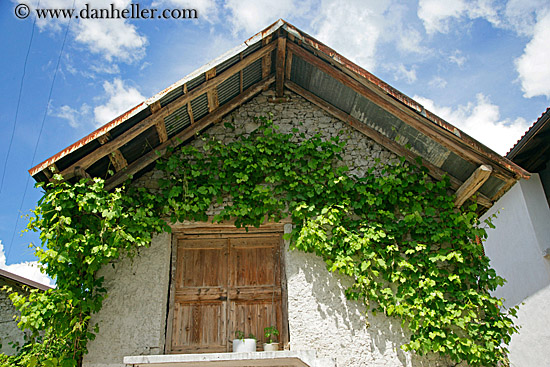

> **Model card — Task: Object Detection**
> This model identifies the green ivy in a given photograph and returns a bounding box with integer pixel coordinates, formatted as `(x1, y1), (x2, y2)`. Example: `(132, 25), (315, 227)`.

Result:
(2, 116), (518, 366)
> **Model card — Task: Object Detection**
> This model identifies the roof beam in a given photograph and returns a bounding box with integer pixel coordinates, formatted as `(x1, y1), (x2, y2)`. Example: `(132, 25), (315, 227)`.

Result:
(276, 37), (287, 97)
(205, 68), (219, 112)
(151, 101), (168, 143)
(183, 84), (195, 125)
(454, 165), (493, 207)
(42, 163), (58, 181)
(286, 41), (527, 182)
(286, 80), (492, 208)
(57, 41), (277, 181)
(96, 133), (128, 172)
(285, 49), (293, 80)
(262, 36), (272, 91)
(105, 75), (276, 191)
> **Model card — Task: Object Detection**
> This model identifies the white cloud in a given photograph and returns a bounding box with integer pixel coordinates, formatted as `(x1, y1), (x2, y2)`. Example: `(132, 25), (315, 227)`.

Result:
(311, 1), (426, 71)
(515, 10), (550, 98)
(503, 0), (548, 36)
(21, 0), (147, 63)
(224, 0), (313, 36)
(429, 76), (448, 88)
(94, 79), (145, 127)
(54, 104), (91, 128)
(153, 0), (218, 22)
(449, 50), (466, 67)
(312, 0), (390, 70)
(414, 94), (530, 155)
(418, 0), (500, 34)
(387, 63), (417, 84)
(0, 242), (54, 288)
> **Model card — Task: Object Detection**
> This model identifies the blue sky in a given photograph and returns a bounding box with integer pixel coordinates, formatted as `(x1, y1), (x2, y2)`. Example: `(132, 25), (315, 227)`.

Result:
(0, 0), (549, 286)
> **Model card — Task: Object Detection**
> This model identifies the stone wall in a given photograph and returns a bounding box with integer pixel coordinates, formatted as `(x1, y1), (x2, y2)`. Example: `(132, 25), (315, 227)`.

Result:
(0, 278), (29, 355)
(84, 90), (454, 366)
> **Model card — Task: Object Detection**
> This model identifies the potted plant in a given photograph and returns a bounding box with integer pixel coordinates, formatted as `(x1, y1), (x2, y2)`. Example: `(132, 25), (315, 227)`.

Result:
(263, 326), (279, 351)
(232, 330), (257, 353)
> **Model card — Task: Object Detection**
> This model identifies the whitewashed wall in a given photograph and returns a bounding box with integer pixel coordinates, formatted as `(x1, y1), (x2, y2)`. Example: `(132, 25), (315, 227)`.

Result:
(481, 174), (550, 367)
(84, 91), (455, 367)
(83, 232), (172, 367)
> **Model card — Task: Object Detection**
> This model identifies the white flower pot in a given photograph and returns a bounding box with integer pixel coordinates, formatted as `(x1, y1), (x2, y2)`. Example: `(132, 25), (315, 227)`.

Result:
(232, 338), (256, 352)
(263, 342), (279, 351)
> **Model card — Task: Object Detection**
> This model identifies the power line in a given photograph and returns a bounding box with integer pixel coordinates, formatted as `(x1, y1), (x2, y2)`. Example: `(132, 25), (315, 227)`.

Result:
(0, 1), (41, 195)
(5, 2), (74, 264)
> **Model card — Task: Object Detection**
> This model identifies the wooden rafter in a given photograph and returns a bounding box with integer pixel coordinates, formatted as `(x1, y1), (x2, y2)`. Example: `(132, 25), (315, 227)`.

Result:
(183, 84), (194, 125)
(285, 50), (293, 80)
(109, 150), (128, 172)
(276, 37), (287, 97)
(454, 165), (493, 207)
(104, 75), (276, 191)
(96, 133), (128, 172)
(285, 80), (493, 208)
(286, 41), (516, 181)
(42, 163), (59, 181)
(205, 68), (219, 113)
(150, 101), (168, 143)
(57, 42), (277, 180)
(262, 36), (272, 91)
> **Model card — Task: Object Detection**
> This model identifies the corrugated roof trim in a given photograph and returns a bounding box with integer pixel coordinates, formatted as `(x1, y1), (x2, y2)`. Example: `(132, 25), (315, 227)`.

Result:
(507, 107), (550, 158)
(282, 22), (529, 179)
(29, 20), (286, 178)
(29, 102), (148, 177)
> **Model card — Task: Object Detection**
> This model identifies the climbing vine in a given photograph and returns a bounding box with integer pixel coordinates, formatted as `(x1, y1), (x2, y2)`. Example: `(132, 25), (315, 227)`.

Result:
(1, 116), (518, 366)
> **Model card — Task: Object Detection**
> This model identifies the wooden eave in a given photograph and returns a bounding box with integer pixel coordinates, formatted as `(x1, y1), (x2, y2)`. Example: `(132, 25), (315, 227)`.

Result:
(29, 19), (528, 211)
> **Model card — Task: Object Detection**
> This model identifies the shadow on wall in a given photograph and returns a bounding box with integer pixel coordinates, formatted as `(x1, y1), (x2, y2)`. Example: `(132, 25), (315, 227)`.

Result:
(288, 249), (464, 367)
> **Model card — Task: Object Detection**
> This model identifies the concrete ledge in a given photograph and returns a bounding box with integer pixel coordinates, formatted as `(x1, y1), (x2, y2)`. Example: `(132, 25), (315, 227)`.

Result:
(124, 350), (323, 367)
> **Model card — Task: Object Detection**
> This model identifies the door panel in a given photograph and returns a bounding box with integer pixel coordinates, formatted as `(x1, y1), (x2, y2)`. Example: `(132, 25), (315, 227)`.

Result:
(168, 232), (284, 354)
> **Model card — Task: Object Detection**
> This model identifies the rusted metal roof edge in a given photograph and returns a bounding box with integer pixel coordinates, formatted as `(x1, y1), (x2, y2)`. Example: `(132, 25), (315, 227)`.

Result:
(29, 20), (286, 178)
(29, 102), (148, 177)
(282, 22), (530, 180)
(507, 107), (550, 160)
(0, 268), (53, 291)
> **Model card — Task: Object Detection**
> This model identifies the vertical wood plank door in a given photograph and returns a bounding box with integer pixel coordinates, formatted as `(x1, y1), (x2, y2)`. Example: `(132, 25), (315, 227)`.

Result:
(168, 233), (284, 354)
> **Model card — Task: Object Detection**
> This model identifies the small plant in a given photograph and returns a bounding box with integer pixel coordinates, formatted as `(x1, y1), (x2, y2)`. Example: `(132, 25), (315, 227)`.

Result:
(235, 330), (244, 341)
(264, 326), (279, 343)
(235, 330), (255, 341)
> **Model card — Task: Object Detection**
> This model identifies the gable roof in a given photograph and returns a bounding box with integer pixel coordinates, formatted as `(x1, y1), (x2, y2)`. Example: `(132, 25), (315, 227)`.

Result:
(0, 268), (52, 291)
(507, 107), (550, 172)
(28, 19), (529, 210)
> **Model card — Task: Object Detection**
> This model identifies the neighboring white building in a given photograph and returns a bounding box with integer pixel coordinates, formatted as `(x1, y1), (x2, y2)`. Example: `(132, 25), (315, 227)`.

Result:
(481, 108), (550, 367)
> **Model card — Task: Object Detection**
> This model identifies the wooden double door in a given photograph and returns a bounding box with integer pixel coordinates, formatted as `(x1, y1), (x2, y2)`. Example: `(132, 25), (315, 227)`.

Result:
(166, 230), (286, 353)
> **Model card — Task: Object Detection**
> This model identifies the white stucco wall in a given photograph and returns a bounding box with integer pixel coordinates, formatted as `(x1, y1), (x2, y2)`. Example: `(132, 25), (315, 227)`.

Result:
(481, 174), (550, 367)
(83, 232), (172, 367)
(285, 243), (455, 367)
(84, 91), (455, 366)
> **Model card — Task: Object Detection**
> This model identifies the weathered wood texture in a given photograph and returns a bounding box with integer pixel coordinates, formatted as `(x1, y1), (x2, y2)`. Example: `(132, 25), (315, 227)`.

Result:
(276, 37), (287, 97)
(168, 233), (285, 354)
(454, 165), (493, 207)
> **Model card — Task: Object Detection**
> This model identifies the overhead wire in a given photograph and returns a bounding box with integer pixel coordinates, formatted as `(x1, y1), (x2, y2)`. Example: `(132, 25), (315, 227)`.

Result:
(5, 1), (75, 263)
(0, 1), (41, 195)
